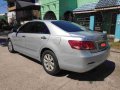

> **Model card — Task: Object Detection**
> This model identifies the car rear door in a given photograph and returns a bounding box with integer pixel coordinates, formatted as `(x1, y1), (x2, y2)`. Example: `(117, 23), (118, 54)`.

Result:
(24, 21), (50, 59)
(14, 22), (33, 53)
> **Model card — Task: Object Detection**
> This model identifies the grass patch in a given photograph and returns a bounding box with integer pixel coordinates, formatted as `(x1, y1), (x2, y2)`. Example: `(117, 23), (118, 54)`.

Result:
(109, 42), (120, 49)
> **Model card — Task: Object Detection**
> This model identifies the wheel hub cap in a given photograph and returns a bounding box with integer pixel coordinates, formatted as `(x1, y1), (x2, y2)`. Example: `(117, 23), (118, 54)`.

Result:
(43, 54), (54, 71)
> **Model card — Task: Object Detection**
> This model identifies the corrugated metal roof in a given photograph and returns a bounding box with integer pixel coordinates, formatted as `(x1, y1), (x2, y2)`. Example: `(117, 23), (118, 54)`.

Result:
(73, 2), (97, 12)
(96, 0), (120, 8)
(73, 0), (120, 13)
(16, 1), (34, 8)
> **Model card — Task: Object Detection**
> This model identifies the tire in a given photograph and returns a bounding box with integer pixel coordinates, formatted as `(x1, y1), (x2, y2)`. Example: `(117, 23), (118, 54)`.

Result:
(42, 50), (60, 75)
(8, 39), (15, 53)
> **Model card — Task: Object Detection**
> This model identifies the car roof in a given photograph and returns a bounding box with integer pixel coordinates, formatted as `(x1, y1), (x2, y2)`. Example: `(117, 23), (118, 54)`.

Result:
(26, 20), (70, 36)
(28, 20), (65, 23)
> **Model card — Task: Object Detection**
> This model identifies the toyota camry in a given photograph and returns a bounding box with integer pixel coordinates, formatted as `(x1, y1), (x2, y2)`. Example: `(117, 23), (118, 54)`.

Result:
(8, 20), (110, 75)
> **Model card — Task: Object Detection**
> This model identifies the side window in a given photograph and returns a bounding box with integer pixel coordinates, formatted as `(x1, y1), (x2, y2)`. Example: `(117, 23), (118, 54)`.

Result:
(33, 22), (50, 34)
(18, 22), (33, 33)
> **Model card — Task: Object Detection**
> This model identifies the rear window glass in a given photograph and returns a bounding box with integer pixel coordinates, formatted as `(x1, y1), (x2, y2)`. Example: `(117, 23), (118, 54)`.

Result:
(51, 21), (86, 32)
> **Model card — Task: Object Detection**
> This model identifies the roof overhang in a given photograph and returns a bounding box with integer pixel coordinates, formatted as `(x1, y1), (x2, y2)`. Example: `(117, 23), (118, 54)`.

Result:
(73, 10), (96, 14)
(8, 0), (41, 11)
(15, 5), (40, 11)
(73, 6), (120, 14)
(73, 0), (120, 14)
(95, 6), (120, 11)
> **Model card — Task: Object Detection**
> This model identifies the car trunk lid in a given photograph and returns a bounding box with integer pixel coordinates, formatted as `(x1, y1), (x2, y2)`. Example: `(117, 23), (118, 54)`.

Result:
(69, 31), (109, 52)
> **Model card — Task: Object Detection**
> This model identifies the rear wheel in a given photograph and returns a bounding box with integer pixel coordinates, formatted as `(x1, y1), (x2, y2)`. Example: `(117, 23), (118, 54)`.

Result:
(42, 50), (60, 75)
(8, 39), (15, 53)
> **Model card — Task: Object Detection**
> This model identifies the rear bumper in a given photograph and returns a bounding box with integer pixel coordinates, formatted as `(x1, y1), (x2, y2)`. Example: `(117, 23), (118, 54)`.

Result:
(58, 48), (110, 73)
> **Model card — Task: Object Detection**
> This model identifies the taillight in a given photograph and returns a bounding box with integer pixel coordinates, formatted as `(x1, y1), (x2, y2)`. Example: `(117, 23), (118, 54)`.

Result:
(68, 40), (95, 50)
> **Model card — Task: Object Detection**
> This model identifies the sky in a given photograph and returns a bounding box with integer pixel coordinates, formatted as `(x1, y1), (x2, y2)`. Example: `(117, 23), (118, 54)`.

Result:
(0, 0), (8, 14)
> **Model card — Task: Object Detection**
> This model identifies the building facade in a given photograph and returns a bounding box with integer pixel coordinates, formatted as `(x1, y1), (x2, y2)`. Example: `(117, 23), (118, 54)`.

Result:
(7, 0), (40, 23)
(40, 0), (120, 41)
(40, 0), (77, 21)
(74, 0), (120, 41)
(7, 0), (16, 24)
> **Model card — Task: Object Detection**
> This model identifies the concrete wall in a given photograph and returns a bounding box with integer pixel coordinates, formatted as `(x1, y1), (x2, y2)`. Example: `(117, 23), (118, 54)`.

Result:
(7, 12), (16, 24)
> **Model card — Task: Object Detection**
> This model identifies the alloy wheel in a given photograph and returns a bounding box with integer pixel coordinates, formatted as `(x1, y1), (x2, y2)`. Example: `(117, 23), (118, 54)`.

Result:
(43, 54), (55, 71)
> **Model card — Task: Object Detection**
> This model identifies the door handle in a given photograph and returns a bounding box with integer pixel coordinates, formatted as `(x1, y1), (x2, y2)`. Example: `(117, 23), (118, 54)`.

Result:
(22, 36), (26, 38)
(41, 36), (46, 39)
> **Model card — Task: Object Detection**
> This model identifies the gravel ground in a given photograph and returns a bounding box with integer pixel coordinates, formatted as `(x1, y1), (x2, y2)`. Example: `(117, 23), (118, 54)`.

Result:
(0, 37), (120, 90)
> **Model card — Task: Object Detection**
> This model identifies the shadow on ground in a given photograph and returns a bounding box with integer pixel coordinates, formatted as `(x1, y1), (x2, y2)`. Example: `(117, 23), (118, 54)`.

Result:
(17, 53), (115, 82)
(0, 38), (8, 46)
(18, 53), (42, 65)
(0, 31), (9, 47)
(58, 60), (115, 82)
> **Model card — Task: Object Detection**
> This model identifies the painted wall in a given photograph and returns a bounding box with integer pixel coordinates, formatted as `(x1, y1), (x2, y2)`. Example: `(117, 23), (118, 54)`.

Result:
(59, 0), (77, 19)
(40, 0), (59, 19)
(77, 0), (99, 7)
(115, 14), (120, 41)
(40, 0), (77, 20)
(7, 12), (16, 24)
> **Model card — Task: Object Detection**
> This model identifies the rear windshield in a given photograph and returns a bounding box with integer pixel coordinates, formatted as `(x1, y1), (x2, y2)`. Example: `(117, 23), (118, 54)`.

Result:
(51, 21), (87, 32)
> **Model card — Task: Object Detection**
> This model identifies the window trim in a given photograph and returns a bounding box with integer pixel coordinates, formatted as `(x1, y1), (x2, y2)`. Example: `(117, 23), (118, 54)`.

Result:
(18, 22), (33, 33)
(32, 21), (50, 34)
(18, 21), (50, 34)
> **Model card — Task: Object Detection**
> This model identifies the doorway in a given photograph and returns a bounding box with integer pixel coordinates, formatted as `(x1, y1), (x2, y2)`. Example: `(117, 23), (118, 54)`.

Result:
(95, 13), (103, 32)
(110, 13), (117, 35)
(64, 11), (73, 21)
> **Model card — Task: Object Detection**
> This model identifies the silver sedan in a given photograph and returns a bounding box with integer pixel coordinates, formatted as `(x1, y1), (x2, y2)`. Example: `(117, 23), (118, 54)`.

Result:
(8, 20), (110, 75)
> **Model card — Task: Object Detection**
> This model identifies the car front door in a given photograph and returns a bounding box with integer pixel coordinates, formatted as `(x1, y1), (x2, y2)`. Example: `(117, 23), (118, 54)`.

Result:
(24, 21), (50, 59)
